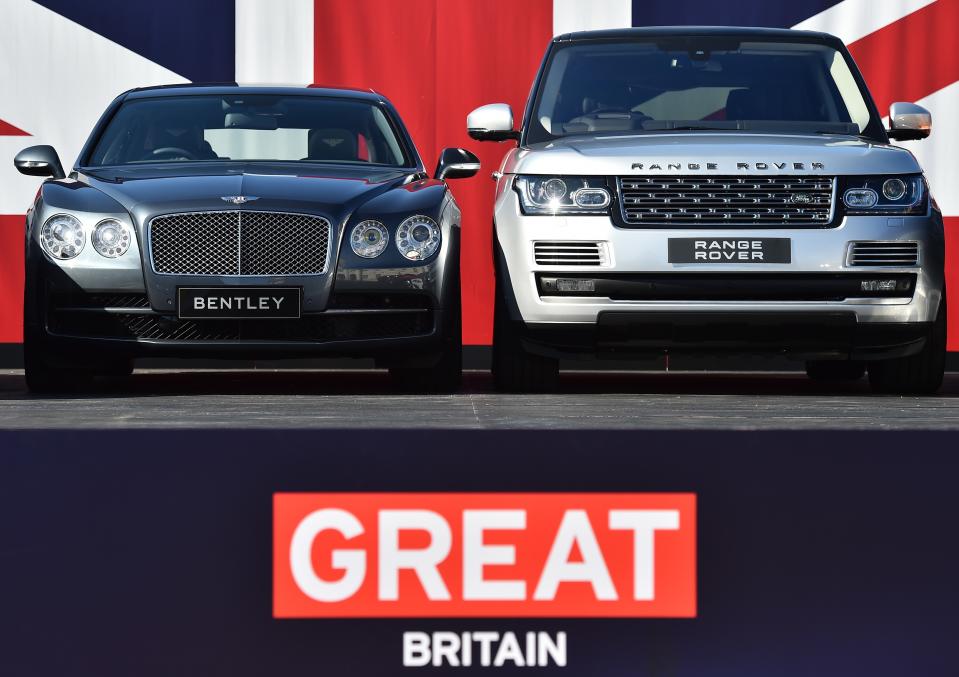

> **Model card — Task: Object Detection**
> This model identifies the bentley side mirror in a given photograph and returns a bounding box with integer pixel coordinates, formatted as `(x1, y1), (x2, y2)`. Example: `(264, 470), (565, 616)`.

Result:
(467, 103), (520, 142)
(434, 147), (481, 180)
(14, 145), (66, 179)
(888, 102), (932, 141)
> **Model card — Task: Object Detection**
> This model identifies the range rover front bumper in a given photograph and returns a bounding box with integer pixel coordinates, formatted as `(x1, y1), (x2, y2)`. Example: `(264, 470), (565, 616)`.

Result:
(495, 196), (945, 360)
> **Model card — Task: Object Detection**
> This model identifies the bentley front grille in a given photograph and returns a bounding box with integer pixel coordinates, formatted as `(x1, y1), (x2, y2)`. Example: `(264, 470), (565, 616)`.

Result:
(149, 211), (331, 276)
(534, 241), (609, 266)
(618, 176), (835, 226)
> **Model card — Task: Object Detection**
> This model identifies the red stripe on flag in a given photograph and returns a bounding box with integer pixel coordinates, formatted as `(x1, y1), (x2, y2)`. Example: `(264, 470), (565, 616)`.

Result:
(313, 0), (553, 344)
(946, 216), (959, 350)
(0, 119), (29, 136)
(0, 215), (25, 343)
(847, 0), (959, 114)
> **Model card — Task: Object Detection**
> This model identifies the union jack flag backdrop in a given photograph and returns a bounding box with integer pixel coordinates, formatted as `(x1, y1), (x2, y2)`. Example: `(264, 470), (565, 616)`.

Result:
(1, 0), (956, 350)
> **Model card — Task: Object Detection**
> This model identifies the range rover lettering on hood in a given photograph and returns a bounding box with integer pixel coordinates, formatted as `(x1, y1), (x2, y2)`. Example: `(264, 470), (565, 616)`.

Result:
(630, 162), (825, 171)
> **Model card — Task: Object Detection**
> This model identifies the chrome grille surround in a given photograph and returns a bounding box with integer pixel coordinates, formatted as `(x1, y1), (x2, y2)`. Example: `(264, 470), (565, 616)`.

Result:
(617, 176), (836, 226)
(534, 241), (609, 266)
(847, 241), (920, 266)
(149, 210), (332, 276)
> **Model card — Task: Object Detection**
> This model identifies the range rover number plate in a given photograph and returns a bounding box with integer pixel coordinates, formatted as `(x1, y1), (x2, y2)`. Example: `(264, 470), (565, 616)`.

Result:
(668, 238), (791, 264)
(177, 287), (302, 319)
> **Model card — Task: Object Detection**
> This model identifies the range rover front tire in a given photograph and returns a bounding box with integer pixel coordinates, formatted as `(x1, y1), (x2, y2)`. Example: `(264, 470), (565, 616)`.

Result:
(491, 281), (559, 393)
(867, 301), (946, 395)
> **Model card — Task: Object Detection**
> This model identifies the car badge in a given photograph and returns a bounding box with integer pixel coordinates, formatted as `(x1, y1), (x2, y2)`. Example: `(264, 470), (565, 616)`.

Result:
(221, 195), (259, 205)
(789, 193), (814, 204)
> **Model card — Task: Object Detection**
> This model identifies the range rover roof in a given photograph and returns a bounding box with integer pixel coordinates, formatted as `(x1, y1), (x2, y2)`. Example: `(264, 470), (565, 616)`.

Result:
(121, 83), (385, 102)
(554, 26), (841, 46)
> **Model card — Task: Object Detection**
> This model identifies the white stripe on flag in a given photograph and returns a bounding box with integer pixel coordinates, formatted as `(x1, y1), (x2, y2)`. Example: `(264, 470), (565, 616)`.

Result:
(0, 0), (186, 214)
(792, 0), (937, 45)
(553, 0), (632, 37)
(235, 0), (314, 85)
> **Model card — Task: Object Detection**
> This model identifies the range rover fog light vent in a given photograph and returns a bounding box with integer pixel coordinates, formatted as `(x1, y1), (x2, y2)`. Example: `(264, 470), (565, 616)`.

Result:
(848, 241), (919, 266)
(534, 241), (609, 266)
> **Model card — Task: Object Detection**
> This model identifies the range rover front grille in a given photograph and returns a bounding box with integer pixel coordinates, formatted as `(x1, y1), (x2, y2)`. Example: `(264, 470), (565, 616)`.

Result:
(149, 211), (331, 276)
(847, 241), (920, 266)
(534, 241), (609, 266)
(617, 176), (835, 226)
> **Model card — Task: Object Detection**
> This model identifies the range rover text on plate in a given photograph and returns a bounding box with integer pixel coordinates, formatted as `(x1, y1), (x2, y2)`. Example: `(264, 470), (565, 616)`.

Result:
(15, 85), (479, 392)
(469, 27), (946, 394)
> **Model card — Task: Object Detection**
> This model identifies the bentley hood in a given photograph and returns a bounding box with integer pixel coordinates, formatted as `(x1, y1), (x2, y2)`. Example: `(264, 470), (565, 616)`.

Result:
(503, 133), (923, 177)
(76, 163), (417, 225)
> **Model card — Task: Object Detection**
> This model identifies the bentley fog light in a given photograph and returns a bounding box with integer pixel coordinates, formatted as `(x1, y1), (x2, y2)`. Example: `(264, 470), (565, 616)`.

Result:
(92, 219), (131, 258)
(351, 220), (389, 258)
(396, 215), (440, 261)
(40, 214), (84, 260)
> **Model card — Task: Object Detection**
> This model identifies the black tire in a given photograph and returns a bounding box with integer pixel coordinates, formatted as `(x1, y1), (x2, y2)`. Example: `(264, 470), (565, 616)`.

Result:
(805, 360), (866, 382)
(23, 337), (94, 394)
(389, 276), (462, 394)
(491, 278), (559, 393)
(868, 301), (947, 395)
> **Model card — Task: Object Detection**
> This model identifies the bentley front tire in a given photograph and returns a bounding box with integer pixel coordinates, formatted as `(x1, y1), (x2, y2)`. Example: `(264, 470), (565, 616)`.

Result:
(491, 281), (559, 393)
(868, 301), (947, 395)
(805, 360), (866, 382)
(389, 277), (463, 394)
(23, 337), (95, 394)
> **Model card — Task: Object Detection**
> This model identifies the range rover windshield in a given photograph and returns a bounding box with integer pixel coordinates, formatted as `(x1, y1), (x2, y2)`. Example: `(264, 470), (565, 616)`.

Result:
(528, 38), (878, 144)
(87, 95), (411, 167)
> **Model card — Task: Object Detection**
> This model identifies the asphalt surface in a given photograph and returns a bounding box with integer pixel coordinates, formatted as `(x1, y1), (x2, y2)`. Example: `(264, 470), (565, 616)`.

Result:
(0, 368), (958, 429)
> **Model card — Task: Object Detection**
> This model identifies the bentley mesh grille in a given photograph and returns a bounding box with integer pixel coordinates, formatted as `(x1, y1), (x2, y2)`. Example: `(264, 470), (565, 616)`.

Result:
(149, 211), (331, 275)
(618, 176), (835, 226)
(847, 241), (920, 266)
(534, 241), (609, 266)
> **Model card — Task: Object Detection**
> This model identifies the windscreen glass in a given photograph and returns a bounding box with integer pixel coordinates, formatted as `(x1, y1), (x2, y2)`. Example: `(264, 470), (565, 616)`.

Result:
(529, 39), (874, 143)
(87, 95), (411, 166)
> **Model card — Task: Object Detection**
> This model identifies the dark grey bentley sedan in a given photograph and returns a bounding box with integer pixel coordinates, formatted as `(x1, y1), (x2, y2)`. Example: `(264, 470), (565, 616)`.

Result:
(14, 84), (479, 393)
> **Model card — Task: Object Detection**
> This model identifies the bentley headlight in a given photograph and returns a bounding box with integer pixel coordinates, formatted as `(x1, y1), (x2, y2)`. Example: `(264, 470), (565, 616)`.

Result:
(515, 176), (611, 215)
(40, 214), (85, 260)
(351, 220), (389, 258)
(92, 219), (132, 258)
(843, 175), (925, 215)
(395, 215), (440, 261)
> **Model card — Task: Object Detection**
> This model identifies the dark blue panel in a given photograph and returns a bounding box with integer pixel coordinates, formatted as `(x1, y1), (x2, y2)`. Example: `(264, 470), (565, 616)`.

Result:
(34, 0), (235, 83)
(633, 0), (844, 29)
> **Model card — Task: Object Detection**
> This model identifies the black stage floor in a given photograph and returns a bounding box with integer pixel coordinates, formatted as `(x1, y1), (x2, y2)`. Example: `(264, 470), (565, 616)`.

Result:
(1, 369), (957, 430)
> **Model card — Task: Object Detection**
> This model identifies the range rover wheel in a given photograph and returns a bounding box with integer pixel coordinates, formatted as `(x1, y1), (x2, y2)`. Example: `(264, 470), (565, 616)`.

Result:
(389, 277), (462, 393)
(805, 360), (866, 382)
(868, 301), (947, 395)
(491, 280), (559, 393)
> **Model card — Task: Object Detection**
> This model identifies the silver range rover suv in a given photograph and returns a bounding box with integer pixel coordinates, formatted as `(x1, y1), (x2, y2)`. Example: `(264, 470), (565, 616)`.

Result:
(468, 27), (946, 393)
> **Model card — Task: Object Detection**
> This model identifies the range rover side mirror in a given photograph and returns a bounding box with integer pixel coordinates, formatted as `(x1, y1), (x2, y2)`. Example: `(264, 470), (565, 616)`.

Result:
(888, 102), (932, 141)
(467, 103), (520, 142)
(434, 147), (481, 180)
(14, 145), (66, 179)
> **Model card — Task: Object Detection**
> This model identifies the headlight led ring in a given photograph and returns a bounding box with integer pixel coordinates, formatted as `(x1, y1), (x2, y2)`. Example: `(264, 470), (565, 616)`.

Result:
(351, 220), (389, 258)
(40, 214), (85, 260)
(395, 215), (441, 261)
(92, 219), (132, 258)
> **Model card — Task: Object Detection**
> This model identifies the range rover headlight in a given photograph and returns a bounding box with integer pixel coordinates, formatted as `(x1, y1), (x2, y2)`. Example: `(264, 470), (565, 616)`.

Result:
(40, 214), (85, 260)
(842, 175), (925, 215)
(350, 220), (389, 258)
(396, 215), (440, 261)
(515, 176), (611, 215)
(92, 219), (132, 258)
